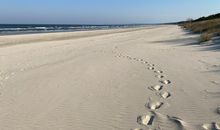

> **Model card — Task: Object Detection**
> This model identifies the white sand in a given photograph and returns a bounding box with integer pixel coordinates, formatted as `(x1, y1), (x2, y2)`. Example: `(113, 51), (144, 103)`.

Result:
(0, 25), (220, 130)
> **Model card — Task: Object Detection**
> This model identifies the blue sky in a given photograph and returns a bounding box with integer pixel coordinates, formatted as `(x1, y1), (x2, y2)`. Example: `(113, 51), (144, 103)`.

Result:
(0, 0), (220, 24)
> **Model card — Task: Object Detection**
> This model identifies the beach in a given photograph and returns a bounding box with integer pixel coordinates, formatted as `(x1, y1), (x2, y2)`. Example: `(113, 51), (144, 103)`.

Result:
(0, 25), (220, 130)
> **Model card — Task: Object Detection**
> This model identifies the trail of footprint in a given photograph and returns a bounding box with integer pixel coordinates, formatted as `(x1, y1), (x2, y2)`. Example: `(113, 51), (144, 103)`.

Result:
(146, 62), (185, 129)
(148, 85), (163, 91)
(121, 55), (175, 129)
(202, 122), (220, 130)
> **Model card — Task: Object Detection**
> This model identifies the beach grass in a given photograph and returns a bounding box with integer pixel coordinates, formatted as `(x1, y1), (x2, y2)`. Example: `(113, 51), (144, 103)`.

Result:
(180, 18), (220, 43)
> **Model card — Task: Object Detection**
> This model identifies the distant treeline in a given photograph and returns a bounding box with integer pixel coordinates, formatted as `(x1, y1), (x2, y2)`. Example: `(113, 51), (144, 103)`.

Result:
(194, 13), (220, 22)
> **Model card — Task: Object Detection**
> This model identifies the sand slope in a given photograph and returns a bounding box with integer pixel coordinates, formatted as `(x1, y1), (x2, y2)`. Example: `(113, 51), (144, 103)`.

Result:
(0, 25), (220, 130)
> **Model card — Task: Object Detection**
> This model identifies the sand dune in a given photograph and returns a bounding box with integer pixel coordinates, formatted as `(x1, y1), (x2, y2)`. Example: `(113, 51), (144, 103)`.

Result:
(0, 25), (220, 130)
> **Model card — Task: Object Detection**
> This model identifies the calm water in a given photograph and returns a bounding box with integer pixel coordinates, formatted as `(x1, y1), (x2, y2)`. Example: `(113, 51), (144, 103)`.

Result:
(0, 24), (146, 35)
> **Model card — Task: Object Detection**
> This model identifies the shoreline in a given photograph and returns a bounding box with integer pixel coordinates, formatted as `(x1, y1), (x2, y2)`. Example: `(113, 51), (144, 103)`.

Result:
(0, 25), (159, 47)
(0, 24), (151, 36)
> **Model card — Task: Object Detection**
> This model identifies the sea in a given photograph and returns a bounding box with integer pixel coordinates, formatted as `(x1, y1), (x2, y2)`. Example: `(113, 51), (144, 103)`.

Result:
(0, 24), (146, 35)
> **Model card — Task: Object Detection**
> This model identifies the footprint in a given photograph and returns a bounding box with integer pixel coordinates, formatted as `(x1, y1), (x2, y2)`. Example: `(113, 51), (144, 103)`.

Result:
(127, 56), (132, 60)
(154, 70), (163, 74)
(156, 75), (164, 79)
(160, 91), (171, 99)
(130, 128), (143, 130)
(160, 80), (171, 85)
(217, 107), (220, 114)
(137, 113), (155, 126)
(210, 81), (220, 85)
(148, 67), (155, 70)
(4, 76), (9, 80)
(20, 68), (25, 71)
(148, 64), (155, 67)
(202, 122), (220, 130)
(148, 85), (163, 91)
(146, 100), (163, 110)
(167, 116), (188, 129)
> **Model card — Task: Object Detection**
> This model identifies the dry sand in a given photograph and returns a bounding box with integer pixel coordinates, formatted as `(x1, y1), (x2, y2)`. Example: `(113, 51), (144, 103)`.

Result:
(0, 25), (220, 130)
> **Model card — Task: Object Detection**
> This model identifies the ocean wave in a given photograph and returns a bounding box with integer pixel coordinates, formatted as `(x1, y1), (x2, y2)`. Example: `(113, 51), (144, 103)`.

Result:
(0, 24), (146, 35)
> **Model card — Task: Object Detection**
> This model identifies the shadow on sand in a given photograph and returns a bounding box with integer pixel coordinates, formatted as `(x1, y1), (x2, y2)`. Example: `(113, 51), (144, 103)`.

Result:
(202, 37), (220, 51)
(152, 32), (220, 74)
(152, 32), (220, 51)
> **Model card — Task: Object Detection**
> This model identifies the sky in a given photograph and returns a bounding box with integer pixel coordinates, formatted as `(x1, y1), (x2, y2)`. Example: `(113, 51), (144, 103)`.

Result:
(0, 0), (220, 24)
